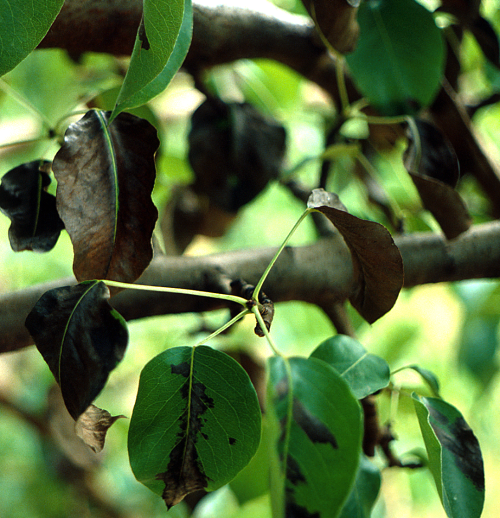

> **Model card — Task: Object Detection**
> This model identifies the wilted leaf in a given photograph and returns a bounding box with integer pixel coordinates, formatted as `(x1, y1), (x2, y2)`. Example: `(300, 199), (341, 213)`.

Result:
(308, 189), (403, 323)
(75, 405), (126, 453)
(128, 346), (261, 508)
(413, 395), (485, 518)
(346, 0), (445, 115)
(0, 0), (64, 76)
(0, 160), (64, 251)
(302, 0), (360, 54)
(310, 335), (390, 399)
(111, 0), (192, 119)
(25, 281), (128, 419)
(52, 110), (159, 284)
(267, 356), (362, 518)
(339, 454), (381, 518)
(405, 119), (471, 239)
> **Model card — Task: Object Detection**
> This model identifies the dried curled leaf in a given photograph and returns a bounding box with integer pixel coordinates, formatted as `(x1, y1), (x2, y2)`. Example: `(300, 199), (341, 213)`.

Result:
(75, 405), (126, 453)
(308, 189), (403, 323)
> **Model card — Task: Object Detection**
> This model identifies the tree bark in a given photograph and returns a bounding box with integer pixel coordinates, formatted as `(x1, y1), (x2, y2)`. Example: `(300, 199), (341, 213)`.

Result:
(2, 221), (500, 353)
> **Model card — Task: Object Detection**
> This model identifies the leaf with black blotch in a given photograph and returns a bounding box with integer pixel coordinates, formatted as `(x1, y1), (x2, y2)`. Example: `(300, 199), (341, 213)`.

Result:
(310, 335), (390, 399)
(52, 110), (159, 284)
(25, 281), (128, 420)
(267, 356), (362, 518)
(308, 189), (403, 324)
(128, 346), (261, 508)
(75, 405), (126, 453)
(405, 119), (471, 240)
(0, 160), (64, 252)
(413, 394), (484, 518)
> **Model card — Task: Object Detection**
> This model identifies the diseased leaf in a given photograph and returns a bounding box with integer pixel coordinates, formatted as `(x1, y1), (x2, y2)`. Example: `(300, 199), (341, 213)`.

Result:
(75, 405), (126, 453)
(339, 454), (381, 518)
(404, 119), (471, 240)
(0, 160), (64, 252)
(267, 356), (362, 518)
(0, 0), (65, 76)
(128, 346), (261, 508)
(413, 395), (485, 518)
(346, 0), (445, 115)
(111, 0), (192, 119)
(302, 0), (360, 54)
(52, 110), (159, 284)
(308, 189), (403, 323)
(25, 281), (128, 420)
(310, 335), (390, 399)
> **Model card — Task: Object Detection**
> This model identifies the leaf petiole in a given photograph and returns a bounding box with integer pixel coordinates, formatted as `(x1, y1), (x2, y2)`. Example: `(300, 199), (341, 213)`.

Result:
(193, 308), (250, 347)
(251, 304), (282, 357)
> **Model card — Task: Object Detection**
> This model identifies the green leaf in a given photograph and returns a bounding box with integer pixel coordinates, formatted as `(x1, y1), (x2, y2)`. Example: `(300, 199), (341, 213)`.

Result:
(128, 345), (262, 508)
(0, 160), (64, 252)
(52, 110), (159, 284)
(110, 0), (193, 120)
(0, 0), (64, 77)
(413, 395), (485, 518)
(405, 364), (441, 397)
(339, 454), (381, 518)
(25, 281), (128, 420)
(345, 0), (445, 115)
(267, 356), (362, 518)
(310, 335), (390, 399)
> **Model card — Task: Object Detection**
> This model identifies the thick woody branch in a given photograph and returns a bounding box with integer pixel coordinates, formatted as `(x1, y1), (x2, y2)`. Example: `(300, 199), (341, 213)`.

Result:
(2, 221), (500, 353)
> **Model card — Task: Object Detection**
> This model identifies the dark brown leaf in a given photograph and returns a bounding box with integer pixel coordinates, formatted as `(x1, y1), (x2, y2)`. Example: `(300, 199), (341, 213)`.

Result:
(302, 0), (360, 53)
(405, 119), (471, 239)
(308, 189), (403, 323)
(75, 405), (126, 453)
(52, 110), (159, 284)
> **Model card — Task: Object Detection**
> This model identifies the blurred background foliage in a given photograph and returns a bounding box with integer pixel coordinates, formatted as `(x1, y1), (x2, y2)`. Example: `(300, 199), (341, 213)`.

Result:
(1, 0), (500, 516)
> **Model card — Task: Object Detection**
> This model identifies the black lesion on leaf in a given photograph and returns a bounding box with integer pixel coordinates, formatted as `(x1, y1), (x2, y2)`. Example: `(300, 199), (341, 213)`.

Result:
(156, 377), (214, 507)
(285, 501), (320, 518)
(229, 437), (236, 445)
(292, 399), (338, 449)
(286, 455), (306, 486)
(138, 16), (150, 50)
(428, 406), (485, 492)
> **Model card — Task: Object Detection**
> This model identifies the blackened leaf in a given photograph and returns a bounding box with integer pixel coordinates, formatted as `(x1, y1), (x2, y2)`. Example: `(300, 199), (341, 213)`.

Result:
(52, 110), (159, 284)
(405, 119), (471, 240)
(339, 454), (381, 518)
(128, 346), (261, 508)
(310, 335), (390, 399)
(308, 189), (403, 323)
(75, 405), (126, 453)
(25, 281), (128, 420)
(0, 160), (64, 252)
(413, 395), (485, 518)
(302, 0), (360, 54)
(267, 356), (362, 518)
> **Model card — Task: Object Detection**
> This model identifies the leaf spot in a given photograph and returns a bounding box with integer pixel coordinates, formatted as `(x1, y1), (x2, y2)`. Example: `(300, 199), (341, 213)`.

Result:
(293, 399), (338, 449)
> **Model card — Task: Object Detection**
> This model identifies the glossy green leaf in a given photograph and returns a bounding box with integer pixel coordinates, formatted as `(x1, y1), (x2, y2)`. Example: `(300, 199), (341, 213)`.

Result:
(25, 281), (128, 420)
(0, 0), (64, 77)
(0, 160), (64, 252)
(345, 0), (445, 115)
(413, 395), (485, 518)
(308, 189), (403, 324)
(267, 356), (362, 518)
(128, 346), (261, 508)
(310, 335), (390, 399)
(339, 454), (381, 518)
(52, 110), (159, 284)
(111, 0), (192, 120)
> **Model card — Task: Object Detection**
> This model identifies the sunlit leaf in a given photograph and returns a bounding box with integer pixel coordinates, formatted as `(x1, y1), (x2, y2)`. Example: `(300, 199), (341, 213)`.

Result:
(267, 355), (362, 518)
(308, 189), (403, 323)
(404, 119), (471, 239)
(25, 281), (128, 420)
(346, 0), (445, 115)
(310, 335), (390, 399)
(413, 395), (485, 518)
(339, 454), (381, 518)
(111, 0), (192, 119)
(0, 160), (64, 251)
(128, 346), (261, 508)
(0, 0), (64, 76)
(52, 110), (159, 284)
